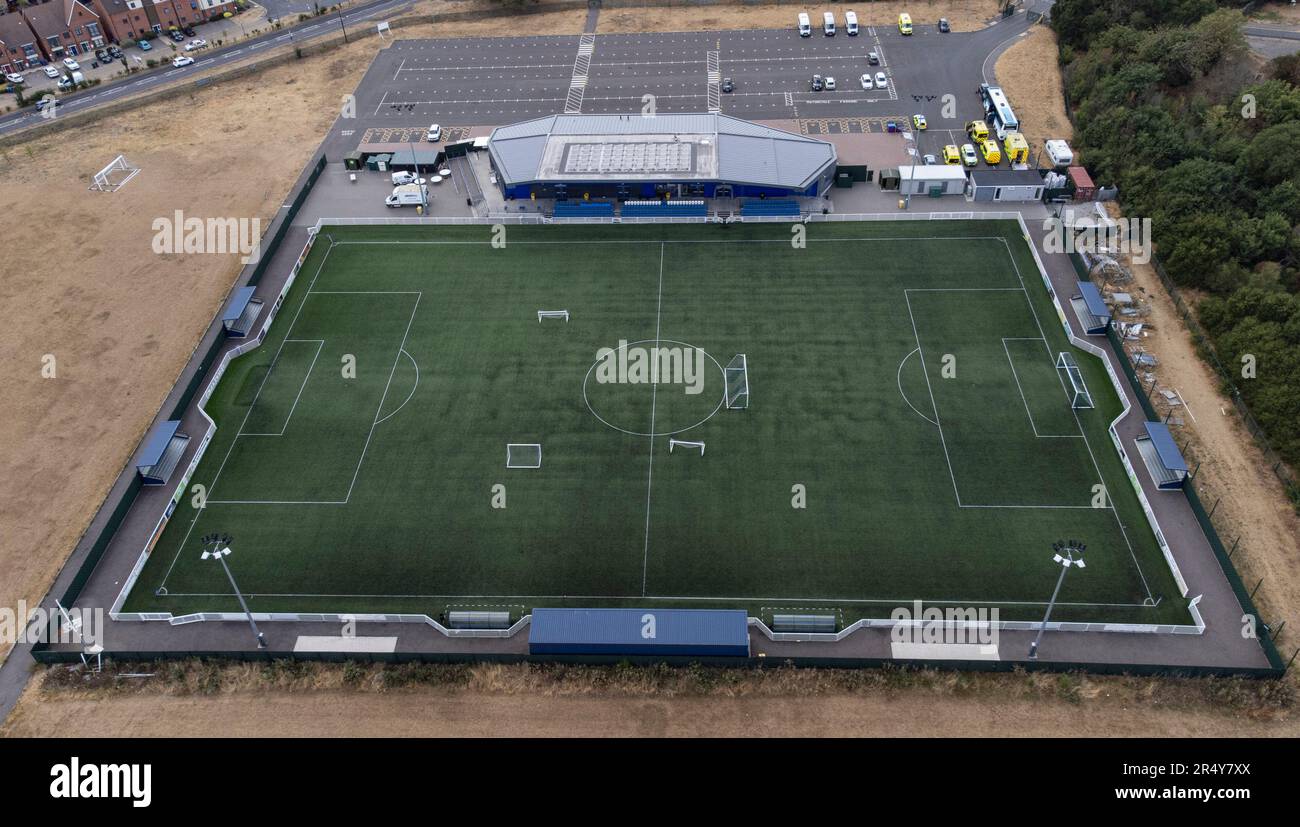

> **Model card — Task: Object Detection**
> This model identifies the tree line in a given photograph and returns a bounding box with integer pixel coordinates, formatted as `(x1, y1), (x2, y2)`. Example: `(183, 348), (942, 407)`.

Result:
(1052, 0), (1300, 475)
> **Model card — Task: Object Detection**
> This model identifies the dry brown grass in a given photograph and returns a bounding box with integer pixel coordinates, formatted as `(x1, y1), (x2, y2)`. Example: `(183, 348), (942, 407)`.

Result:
(993, 21), (1072, 154)
(4, 659), (1292, 737)
(598, 0), (1005, 34)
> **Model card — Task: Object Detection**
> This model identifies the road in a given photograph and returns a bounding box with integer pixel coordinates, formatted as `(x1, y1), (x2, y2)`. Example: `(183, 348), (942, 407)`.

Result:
(0, 0), (416, 137)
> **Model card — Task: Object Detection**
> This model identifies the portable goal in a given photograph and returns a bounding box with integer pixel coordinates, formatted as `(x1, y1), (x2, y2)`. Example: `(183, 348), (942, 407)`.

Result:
(1056, 352), (1094, 409)
(506, 443), (542, 468)
(724, 354), (749, 410)
(537, 310), (569, 323)
(668, 438), (705, 456)
(90, 155), (142, 192)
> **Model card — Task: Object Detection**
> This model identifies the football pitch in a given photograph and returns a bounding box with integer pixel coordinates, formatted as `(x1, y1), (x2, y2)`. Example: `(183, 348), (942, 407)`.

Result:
(123, 220), (1191, 626)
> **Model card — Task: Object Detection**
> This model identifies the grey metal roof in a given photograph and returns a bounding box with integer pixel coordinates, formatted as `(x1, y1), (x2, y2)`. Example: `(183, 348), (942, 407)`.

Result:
(967, 169), (1045, 187)
(489, 113), (835, 190)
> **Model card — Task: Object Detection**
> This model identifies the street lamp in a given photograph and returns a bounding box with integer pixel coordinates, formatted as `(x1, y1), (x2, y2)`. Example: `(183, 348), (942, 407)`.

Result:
(1028, 539), (1086, 660)
(201, 532), (267, 649)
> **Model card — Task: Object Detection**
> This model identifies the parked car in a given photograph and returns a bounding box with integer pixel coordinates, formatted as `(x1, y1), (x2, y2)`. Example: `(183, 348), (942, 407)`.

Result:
(874, 71), (887, 89)
(95, 49), (111, 64)
(425, 123), (441, 142)
(172, 55), (194, 68)
(63, 57), (80, 71)
(43, 65), (61, 79)
(961, 143), (978, 167)
(824, 76), (836, 91)
(922, 154), (937, 165)
(942, 144), (961, 165)
(912, 114), (927, 131)
(721, 77), (733, 93)
(107, 45), (124, 60)
(860, 73), (872, 90)
(867, 50), (880, 66)
(56, 75), (73, 90)
(939, 18), (951, 33)
(4, 72), (23, 85)
(182, 26), (197, 37)
(810, 74), (823, 92)
(138, 39), (153, 52)
(184, 39), (208, 51)
(169, 30), (185, 43)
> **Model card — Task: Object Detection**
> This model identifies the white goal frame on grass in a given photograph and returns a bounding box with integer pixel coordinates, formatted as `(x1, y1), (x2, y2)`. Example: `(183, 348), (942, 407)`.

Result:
(90, 154), (142, 192)
(537, 310), (569, 323)
(724, 353), (749, 410)
(1056, 352), (1095, 409)
(506, 443), (542, 468)
(668, 438), (705, 455)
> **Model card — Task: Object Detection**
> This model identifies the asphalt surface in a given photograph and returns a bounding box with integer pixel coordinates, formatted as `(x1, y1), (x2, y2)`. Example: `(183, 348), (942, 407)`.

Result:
(0, 0), (417, 137)
(353, 15), (1035, 160)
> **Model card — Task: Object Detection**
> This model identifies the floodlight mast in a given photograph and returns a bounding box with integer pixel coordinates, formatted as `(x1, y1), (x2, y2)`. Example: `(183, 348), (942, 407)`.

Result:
(201, 533), (267, 649)
(1028, 540), (1086, 661)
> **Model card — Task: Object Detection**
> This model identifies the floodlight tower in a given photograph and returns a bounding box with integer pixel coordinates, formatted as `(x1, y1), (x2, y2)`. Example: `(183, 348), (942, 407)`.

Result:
(201, 533), (267, 649)
(1028, 539), (1086, 661)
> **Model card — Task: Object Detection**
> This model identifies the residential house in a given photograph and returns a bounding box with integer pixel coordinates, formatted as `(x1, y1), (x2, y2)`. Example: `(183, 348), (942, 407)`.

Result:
(0, 8), (42, 73)
(17, 0), (110, 61)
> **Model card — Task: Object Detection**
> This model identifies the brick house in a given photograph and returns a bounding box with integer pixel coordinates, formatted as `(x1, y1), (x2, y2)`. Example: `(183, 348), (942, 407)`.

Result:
(0, 8), (43, 73)
(91, 0), (237, 43)
(11, 0), (110, 62)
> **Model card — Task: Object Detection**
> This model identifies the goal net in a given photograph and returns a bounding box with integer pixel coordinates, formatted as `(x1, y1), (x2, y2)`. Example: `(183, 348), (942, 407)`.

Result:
(725, 354), (748, 410)
(506, 443), (542, 468)
(90, 155), (141, 192)
(1056, 352), (1094, 409)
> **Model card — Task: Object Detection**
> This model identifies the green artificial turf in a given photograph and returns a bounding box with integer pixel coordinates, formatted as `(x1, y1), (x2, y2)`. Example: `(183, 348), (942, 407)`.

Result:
(122, 220), (1191, 626)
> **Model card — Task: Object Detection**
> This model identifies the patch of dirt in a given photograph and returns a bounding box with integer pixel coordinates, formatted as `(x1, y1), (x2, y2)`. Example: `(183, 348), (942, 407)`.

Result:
(994, 22), (1072, 152)
(598, 0), (1006, 34)
(2, 682), (1293, 737)
(1248, 2), (1300, 25)
(1099, 202), (1300, 666)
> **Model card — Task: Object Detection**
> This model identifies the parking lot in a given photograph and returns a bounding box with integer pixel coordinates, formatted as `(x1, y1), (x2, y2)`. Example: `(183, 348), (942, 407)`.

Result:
(350, 20), (1015, 161)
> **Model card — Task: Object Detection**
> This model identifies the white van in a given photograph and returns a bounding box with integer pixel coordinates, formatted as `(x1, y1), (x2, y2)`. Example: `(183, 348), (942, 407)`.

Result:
(391, 170), (419, 186)
(823, 11), (836, 36)
(385, 184), (429, 208)
(845, 11), (858, 35)
(798, 12), (811, 37)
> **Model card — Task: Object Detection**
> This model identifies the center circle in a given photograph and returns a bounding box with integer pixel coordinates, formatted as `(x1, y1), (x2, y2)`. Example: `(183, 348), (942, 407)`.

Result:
(582, 338), (727, 437)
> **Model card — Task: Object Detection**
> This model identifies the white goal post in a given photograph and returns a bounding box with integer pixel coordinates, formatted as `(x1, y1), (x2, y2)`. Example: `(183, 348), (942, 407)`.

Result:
(1056, 352), (1095, 409)
(537, 310), (569, 323)
(668, 438), (705, 455)
(725, 353), (748, 410)
(90, 154), (141, 192)
(506, 443), (542, 468)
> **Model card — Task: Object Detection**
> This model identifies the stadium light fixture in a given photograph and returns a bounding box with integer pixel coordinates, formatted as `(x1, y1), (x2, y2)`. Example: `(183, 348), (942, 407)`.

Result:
(1028, 540), (1086, 661)
(201, 533), (268, 649)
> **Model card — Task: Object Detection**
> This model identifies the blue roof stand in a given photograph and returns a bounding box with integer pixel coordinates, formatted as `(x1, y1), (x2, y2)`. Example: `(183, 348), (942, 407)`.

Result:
(222, 286), (257, 325)
(136, 420), (189, 485)
(1072, 281), (1111, 335)
(529, 608), (750, 657)
(1137, 421), (1190, 490)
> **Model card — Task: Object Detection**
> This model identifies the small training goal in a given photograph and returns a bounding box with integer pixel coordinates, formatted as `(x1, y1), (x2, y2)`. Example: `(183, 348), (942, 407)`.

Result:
(668, 438), (705, 456)
(724, 354), (748, 410)
(506, 443), (542, 468)
(537, 310), (569, 323)
(90, 155), (142, 192)
(1056, 352), (1094, 409)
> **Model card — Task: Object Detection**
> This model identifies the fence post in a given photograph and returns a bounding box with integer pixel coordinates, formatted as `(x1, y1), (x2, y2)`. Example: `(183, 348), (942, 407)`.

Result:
(1228, 536), (1239, 559)
(1208, 497), (1220, 519)
(1249, 578), (1263, 600)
